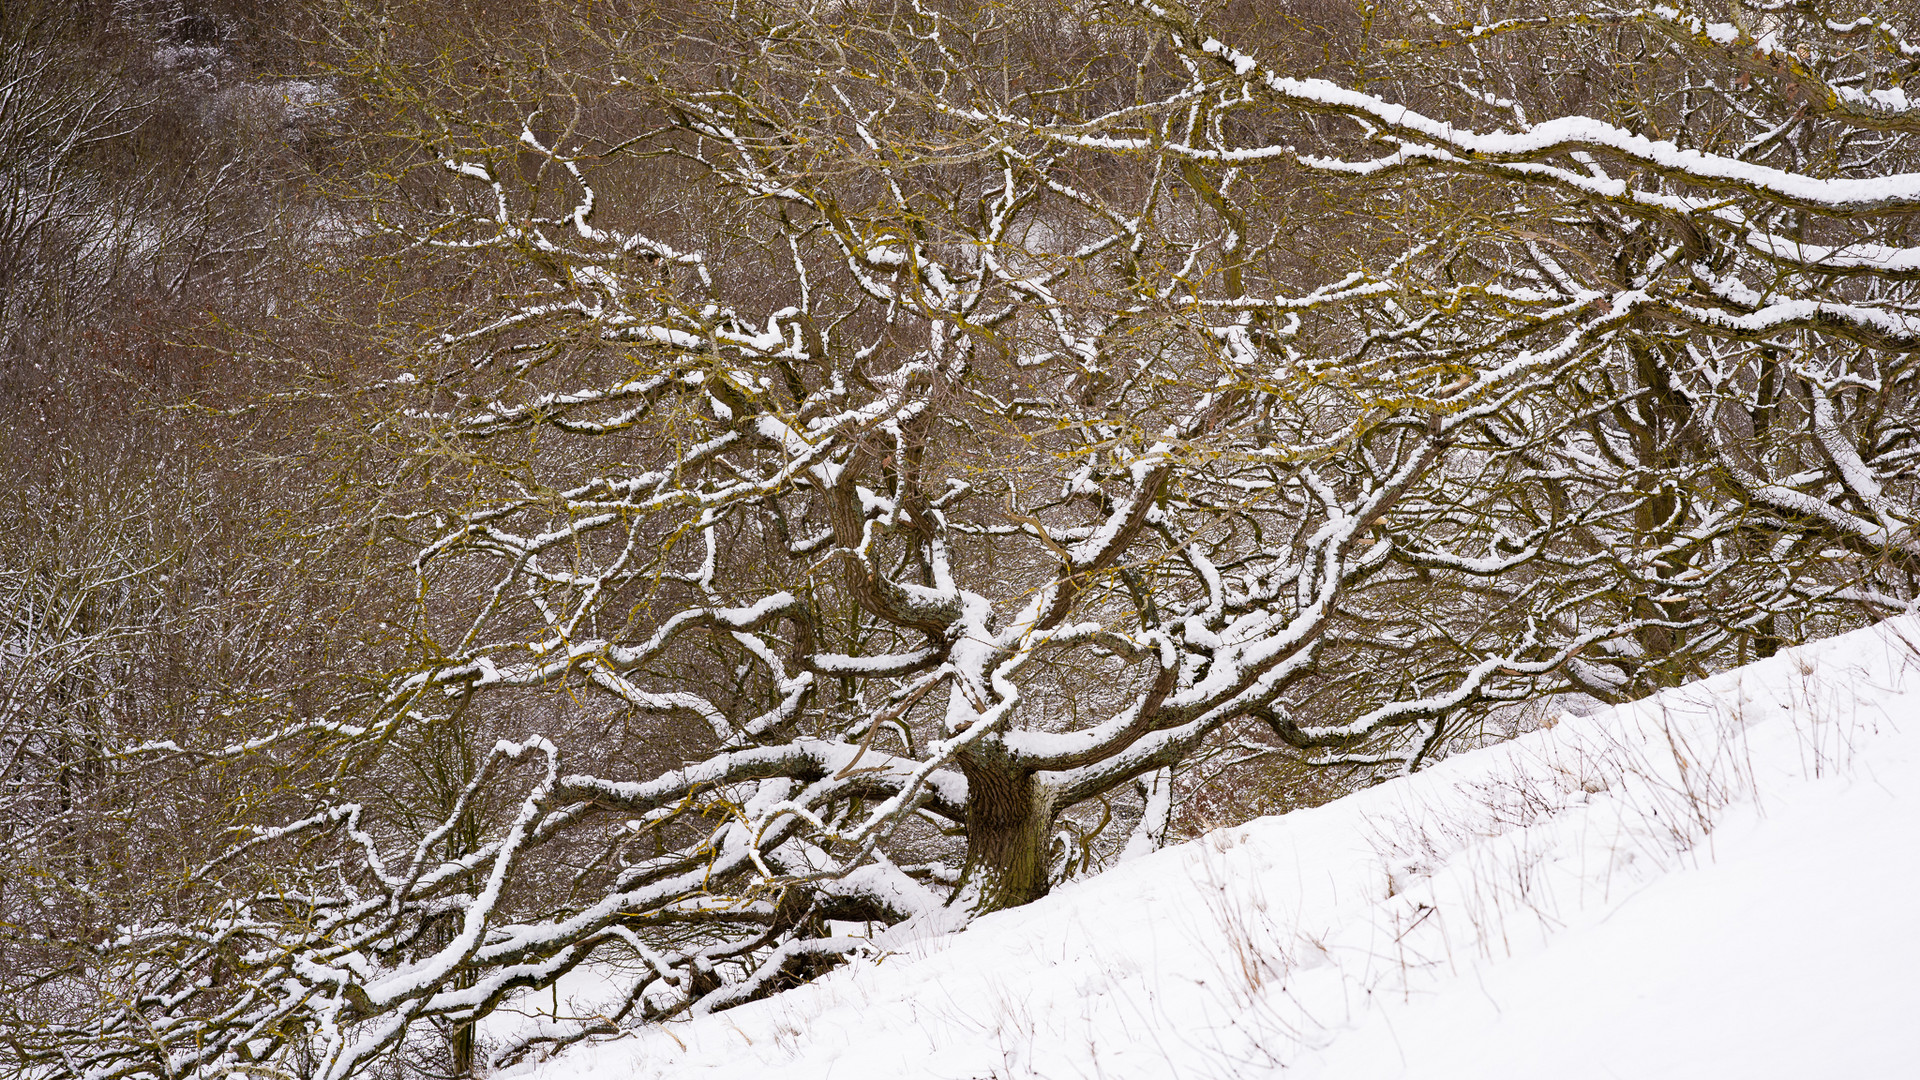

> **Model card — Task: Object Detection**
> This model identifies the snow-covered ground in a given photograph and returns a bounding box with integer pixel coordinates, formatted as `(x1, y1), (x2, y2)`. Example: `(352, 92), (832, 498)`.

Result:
(499, 615), (1920, 1079)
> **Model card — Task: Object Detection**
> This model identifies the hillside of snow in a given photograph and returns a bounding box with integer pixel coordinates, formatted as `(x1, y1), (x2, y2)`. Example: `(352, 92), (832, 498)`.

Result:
(497, 615), (1920, 1080)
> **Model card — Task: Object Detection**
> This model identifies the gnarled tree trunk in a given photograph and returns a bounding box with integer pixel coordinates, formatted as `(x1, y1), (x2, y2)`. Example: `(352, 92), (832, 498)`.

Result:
(953, 751), (1057, 915)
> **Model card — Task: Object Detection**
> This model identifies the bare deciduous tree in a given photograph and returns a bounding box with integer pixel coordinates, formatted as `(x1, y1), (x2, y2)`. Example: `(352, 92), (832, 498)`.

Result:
(4, 2), (1915, 1077)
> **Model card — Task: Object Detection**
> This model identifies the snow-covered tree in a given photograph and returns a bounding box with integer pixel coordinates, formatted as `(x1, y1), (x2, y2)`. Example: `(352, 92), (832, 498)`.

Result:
(9, 1), (1916, 1076)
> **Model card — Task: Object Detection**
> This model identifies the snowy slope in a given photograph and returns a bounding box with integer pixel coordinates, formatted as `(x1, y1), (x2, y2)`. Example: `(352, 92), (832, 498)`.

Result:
(501, 615), (1920, 1080)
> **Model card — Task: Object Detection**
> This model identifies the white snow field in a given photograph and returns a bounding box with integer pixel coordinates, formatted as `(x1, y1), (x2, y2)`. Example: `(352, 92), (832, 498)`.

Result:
(499, 615), (1920, 1080)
